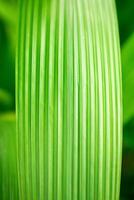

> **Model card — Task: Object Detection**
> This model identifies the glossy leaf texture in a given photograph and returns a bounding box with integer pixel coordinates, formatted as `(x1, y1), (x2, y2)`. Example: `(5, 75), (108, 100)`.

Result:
(16, 0), (122, 199)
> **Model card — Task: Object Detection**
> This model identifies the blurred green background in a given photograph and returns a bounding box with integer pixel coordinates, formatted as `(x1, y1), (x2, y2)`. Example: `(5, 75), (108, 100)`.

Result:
(0, 0), (134, 199)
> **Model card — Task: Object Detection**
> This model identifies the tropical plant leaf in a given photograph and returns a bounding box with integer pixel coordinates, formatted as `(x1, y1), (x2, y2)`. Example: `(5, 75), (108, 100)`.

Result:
(16, 0), (122, 200)
(0, 114), (19, 200)
(122, 33), (134, 123)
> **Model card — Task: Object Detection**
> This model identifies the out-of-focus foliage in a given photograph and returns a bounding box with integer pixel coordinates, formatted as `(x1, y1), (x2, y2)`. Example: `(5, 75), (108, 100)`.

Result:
(0, 89), (13, 111)
(0, 0), (17, 112)
(121, 149), (134, 200)
(0, 115), (18, 199)
(122, 33), (134, 123)
(116, 0), (134, 199)
(0, 0), (17, 24)
(124, 118), (134, 150)
(116, 0), (134, 44)
(0, 0), (18, 196)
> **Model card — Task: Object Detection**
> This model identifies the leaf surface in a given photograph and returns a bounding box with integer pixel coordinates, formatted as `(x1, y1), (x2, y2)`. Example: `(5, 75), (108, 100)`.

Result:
(17, 0), (122, 199)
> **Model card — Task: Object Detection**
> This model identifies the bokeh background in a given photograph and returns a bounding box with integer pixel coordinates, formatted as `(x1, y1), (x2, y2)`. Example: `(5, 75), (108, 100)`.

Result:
(0, 0), (134, 199)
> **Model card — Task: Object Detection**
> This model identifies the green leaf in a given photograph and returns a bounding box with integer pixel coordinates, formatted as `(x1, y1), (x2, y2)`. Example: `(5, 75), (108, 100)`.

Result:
(17, 0), (122, 199)
(0, 114), (19, 200)
(122, 33), (134, 123)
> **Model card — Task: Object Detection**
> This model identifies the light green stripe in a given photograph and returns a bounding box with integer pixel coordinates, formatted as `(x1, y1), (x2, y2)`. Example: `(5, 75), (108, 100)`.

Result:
(16, 0), (122, 200)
